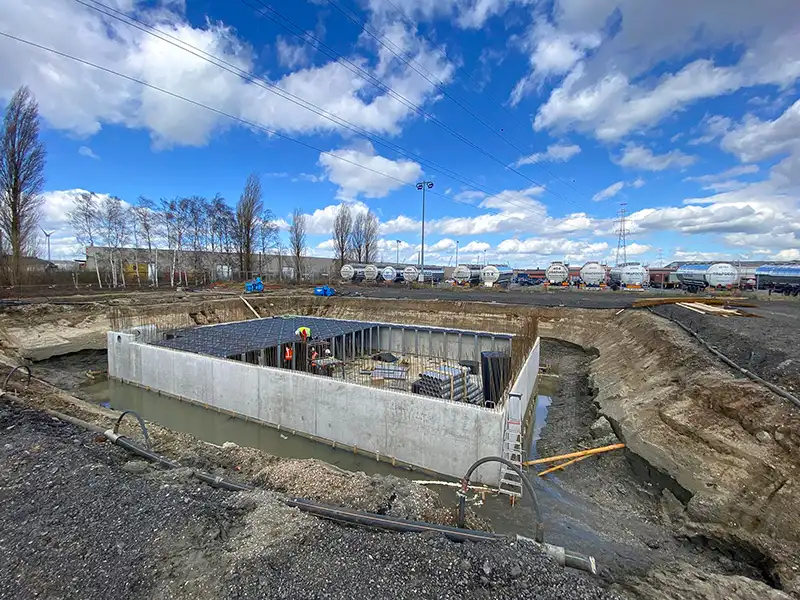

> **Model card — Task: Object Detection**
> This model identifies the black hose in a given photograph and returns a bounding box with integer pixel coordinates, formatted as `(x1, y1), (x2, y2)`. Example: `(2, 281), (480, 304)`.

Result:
(3, 365), (32, 392)
(114, 409), (152, 450)
(457, 456), (543, 543)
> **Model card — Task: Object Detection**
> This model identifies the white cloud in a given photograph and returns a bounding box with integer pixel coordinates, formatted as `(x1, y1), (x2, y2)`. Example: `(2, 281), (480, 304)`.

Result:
(721, 99), (800, 163)
(513, 143), (581, 167)
(302, 201), (369, 235)
(630, 178), (645, 188)
(497, 238), (608, 262)
(685, 165), (759, 185)
(275, 36), (311, 69)
(625, 242), (651, 256)
(460, 241), (490, 253)
(78, 146), (99, 159)
(0, 0), (455, 147)
(592, 181), (624, 201)
(615, 144), (697, 171)
(366, 0), (524, 30)
(524, 1), (800, 140)
(318, 141), (422, 200)
(428, 238), (457, 251)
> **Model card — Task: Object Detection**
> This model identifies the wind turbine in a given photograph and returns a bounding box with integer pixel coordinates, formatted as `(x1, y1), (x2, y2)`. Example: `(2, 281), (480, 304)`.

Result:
(40, 227), (55, 262)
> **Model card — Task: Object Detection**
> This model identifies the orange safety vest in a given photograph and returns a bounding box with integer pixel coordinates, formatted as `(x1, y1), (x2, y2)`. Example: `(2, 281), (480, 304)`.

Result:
(284, 346), (293, 361)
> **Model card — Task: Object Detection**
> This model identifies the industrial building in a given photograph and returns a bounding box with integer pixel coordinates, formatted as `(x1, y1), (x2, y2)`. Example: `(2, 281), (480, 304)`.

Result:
(108, 315), (540, 489)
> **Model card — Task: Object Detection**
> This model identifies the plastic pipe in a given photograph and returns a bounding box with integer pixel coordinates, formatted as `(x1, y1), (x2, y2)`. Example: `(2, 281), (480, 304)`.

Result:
(523, 443), (625, 467)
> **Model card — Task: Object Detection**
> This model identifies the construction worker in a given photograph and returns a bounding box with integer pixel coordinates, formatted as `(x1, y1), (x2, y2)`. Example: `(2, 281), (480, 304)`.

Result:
(311, 348), (319, 361)
(284, 344), (294, 367)
(294, 326), (311, 342)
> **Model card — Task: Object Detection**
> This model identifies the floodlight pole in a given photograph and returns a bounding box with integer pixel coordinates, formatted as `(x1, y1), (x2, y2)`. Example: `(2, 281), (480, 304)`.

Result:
(416, 181), (433, 282)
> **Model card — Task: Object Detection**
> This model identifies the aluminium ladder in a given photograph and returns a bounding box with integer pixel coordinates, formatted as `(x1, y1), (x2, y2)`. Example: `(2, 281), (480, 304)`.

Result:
(498, 394), (524, 499)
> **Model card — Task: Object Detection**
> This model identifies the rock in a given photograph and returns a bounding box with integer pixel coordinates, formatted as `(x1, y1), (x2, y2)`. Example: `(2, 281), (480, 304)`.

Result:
(660, 488), (685, 525)
(222, 441), (239, 450)
(755, 431), (772, 443)
(774, 431), (785, 442)
(121, 460), (150, 474)
(3, 443), (12, 450)
(509, 563), (522, 578)
(625, 561), (792, 600)
(590, 416), (613, 439)
(481, 560), (492, 575)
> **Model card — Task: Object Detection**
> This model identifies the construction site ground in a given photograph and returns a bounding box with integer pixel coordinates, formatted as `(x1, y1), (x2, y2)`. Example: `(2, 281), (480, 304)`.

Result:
(1, 286), (798, 599)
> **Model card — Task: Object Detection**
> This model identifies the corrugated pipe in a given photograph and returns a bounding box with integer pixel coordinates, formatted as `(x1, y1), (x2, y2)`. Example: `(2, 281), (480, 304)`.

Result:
(649, 308), (800, 409)
(3, 396), (598, 575)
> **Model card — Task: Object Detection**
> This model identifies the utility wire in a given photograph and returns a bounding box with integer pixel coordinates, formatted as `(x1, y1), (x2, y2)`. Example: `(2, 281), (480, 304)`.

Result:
(70, 0), (559, 220)
(237, 0), (585, 210)
(325, 0), (591, 199)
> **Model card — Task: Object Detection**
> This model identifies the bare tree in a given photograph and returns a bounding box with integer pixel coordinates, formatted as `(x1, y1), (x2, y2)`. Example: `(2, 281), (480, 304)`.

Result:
(68, 191), (102, 287)
(350, 212), (366, 263)
(332, 204), (352, 270)
(363, 211), (380, 263)
(134, 196), (158, 286)
(97, 195), (128, 287)
(258, 207), (278, 275)
(288, 208), (306, 283)
(0, 86), (46, 285)
(236, 173), (263, 278)
(186, 195), (208, 283)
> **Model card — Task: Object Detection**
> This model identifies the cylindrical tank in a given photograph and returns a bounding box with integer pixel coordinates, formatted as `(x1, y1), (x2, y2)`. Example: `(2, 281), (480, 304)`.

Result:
(545, 261), (569, 284)
(610, 263), (648, 287)
(453, 264), (482, 284)
(340, 264), (356, 280)
(754, 265), (800, 291)
(363, 264), (379, 281)
(480, 265), (513, 287)
(420, 268), (445, 282)
(579, 262), (605, 286)
(381, 265), (397, 282)
(675, 263), (738, 289)
(402, 265), (419, 282)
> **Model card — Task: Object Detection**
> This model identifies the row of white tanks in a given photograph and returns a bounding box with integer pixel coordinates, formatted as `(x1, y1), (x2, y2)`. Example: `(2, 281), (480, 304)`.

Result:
(340, 263), (512, 286)
(544, 260), (648, 287)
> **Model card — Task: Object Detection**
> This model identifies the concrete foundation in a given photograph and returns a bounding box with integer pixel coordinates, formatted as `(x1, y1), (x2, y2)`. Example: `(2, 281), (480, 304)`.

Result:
(108, 319), (539, 485)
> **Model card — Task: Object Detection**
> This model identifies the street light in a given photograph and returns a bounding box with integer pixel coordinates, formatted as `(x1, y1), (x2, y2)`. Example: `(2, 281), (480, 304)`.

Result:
(455, 240), (459, 266)
(416, 181), (433, 282)
(40, 227), (55, 262)
(396, 239), (401, 264)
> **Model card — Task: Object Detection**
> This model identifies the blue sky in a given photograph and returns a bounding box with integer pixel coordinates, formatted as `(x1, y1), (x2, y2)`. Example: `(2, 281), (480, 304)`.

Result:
(1, 0), (799, 267)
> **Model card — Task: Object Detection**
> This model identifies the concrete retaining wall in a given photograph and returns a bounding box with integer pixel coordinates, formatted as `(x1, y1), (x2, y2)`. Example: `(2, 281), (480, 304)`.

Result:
(108, 331), (506, 484)
(510, 337), (541, 420)
(375, 325), (511, 362)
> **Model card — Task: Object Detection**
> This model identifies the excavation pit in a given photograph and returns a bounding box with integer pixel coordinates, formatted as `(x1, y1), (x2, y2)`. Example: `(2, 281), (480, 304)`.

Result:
(108, 315), (541, 485)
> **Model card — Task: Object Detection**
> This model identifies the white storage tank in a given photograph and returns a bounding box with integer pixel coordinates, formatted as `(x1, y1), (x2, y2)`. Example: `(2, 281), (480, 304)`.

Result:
(545, 261), (569, 284)
(610, 262), (648, 287)
(453, 265), (482, 284)
(402, 265), (419, 282)
(340, 264), (356, 281)
(381, 265), (397, 282)
(420, 268), (445, 283)
(480, 265), (513, 287)
(363, 264), (379, 281)
(579, 262), (605, 286)
(675, 263), (738, 289)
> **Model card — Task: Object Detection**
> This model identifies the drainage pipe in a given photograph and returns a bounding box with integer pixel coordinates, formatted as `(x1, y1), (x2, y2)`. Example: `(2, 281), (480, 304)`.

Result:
(457, 456), (543, 542)
(3, 397), (598, 574)
(649, 308), (800, 409)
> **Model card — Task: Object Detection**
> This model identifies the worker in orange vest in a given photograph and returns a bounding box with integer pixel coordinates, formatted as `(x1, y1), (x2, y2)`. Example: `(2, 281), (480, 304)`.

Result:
(284, 345), (293, 367)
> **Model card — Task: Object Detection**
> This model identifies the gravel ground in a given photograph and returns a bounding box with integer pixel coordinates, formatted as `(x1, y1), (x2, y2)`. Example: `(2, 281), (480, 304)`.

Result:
(651, 300), (800, 394)
(0, 401), (620, 600)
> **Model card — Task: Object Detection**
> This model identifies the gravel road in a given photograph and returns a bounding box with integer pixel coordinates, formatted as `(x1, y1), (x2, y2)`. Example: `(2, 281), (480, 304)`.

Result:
(0, 401), (620, 600)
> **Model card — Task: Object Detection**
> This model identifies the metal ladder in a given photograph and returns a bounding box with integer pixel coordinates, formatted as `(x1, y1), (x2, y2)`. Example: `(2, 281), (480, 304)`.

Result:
(498, 394), (524, 499)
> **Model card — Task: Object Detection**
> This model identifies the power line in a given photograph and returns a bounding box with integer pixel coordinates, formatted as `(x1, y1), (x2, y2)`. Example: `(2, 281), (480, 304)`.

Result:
(326, 0), (592, 200)
(69, 0), (560, 222)
(238, 0), (585, 210)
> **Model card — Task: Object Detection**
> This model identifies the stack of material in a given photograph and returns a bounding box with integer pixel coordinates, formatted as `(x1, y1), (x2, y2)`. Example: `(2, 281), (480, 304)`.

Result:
(371, 365), (408, 380)
(411, 366), (483, 403)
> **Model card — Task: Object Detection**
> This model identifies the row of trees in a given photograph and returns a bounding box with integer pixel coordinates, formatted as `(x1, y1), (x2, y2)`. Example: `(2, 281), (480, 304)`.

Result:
(331, 204), (380, 269)
(68, 174), (309, 287)
(0, 86), (46, 286)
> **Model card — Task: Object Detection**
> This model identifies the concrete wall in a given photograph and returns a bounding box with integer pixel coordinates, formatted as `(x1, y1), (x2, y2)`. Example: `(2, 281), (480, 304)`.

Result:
(509, 337), (541, 420)
(108, 331), (505, 484)
(375, 325), (511, 362)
